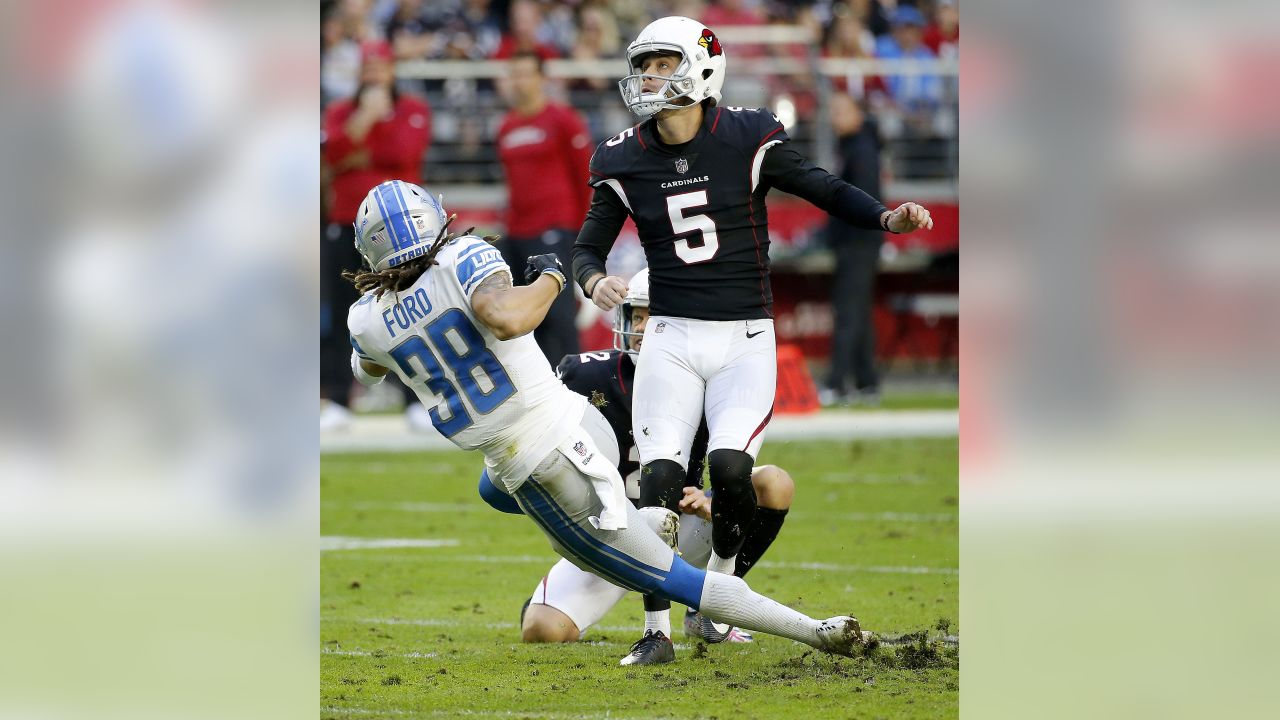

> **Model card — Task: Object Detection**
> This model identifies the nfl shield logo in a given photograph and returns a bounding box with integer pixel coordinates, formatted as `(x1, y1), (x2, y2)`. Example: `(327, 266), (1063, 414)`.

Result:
(573, 441), (588, 457)
(675, 158), (689, 174)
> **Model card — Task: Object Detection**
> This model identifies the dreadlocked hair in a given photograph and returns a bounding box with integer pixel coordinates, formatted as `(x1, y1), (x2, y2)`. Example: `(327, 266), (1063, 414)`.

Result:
(341, 214), (502, 300)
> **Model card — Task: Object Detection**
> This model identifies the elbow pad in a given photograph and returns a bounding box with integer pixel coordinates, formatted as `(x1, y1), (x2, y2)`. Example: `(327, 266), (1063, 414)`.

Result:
(351, 350), (384, 387)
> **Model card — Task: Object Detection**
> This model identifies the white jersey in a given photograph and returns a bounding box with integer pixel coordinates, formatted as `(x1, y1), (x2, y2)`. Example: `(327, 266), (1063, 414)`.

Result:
(348, 235), (586, 487)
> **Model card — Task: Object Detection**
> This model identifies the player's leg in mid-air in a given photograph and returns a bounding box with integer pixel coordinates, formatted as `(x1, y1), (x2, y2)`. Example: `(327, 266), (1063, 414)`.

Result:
(680, 464), (795, 641)
(512, 442), (872, 663)
(501, 464), (797, 646)
(479, 405), (679, 658)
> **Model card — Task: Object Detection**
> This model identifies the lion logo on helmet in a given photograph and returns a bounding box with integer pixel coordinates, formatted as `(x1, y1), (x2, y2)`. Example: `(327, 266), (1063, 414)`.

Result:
(698, 28), (722, 57)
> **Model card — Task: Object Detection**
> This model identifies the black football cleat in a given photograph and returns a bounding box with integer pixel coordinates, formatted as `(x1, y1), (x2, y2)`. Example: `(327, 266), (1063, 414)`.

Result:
(619, 630), (676, 666)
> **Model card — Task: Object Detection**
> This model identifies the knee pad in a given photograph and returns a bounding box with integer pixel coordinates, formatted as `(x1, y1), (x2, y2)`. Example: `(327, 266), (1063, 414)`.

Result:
(707, 449), (758, 512)
(638, 459), (685, 512)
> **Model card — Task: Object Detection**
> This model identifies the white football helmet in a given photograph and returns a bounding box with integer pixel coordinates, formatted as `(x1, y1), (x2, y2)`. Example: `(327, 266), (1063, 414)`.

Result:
(619, 16), (727, 118)
(613, 267), (651, 355)
(353, 180), (448, 271)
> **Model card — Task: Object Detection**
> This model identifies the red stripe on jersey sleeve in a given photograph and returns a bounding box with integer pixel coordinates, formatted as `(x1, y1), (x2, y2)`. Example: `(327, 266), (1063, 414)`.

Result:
(756, 127), (784, 150)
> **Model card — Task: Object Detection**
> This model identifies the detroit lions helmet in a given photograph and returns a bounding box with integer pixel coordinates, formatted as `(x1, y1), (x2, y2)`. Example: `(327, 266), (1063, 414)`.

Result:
(613, 267), (651, 355)
(619, 16), (727, 119)
(353, 180), (448, 271)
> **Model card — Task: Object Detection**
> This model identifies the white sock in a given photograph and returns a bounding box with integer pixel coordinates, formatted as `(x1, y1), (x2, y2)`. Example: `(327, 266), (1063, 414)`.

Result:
(706, 550), (736, 576)
(697, 572), (821, 647)
(644, 609), (671, 636)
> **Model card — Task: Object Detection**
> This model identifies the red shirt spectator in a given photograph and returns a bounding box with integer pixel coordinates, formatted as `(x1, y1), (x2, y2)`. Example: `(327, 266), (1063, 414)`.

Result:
(322, 42), (432, 224)
(700, 0), (765, 27)
(492, 51), (589, 365)
(923, 1), (960, 59)
(492, 35), (560, 61)
(491, 0), (560, 60)
(496, 101), (592, 238)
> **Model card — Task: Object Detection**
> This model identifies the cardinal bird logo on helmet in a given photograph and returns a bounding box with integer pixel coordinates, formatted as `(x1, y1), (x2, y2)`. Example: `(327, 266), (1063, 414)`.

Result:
(698, 28), (722, 57)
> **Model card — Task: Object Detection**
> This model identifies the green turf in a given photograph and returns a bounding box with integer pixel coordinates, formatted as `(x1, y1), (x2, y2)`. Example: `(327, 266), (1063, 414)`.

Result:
(321, 438), (958, 719)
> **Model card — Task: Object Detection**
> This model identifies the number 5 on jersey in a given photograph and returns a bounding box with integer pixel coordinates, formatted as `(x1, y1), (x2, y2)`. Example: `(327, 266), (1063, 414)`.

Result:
(667, 190), (719, 264)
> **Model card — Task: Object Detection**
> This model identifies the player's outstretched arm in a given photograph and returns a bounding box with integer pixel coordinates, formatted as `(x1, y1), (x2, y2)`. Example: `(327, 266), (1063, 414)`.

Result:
(761, 144), (932, 233)
(470, 269), (563, 341)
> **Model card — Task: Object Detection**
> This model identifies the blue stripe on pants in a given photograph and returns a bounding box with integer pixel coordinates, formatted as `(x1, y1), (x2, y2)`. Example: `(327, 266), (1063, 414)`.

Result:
(516, 480), (706, 608)
(516, 484), (637, 591)
(477, 470), (524, 515)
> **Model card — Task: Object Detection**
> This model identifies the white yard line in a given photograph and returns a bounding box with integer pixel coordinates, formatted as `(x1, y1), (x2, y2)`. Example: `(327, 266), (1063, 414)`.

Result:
(324, 503), (956, 523)
(338, 551), (960, 576)
(321, 537), (460, 551)
(322, 648), (438, 658)
(755, 559), (959, 575)
(817, 472), (931, 485)
(787, 510), (956, 523)
(322, 410), (958, 453)
(336, 501), (483, 513)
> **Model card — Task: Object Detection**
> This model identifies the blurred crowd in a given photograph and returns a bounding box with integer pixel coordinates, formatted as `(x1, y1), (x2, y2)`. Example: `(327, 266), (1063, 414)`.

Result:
(322, 1), (958, 167)
(320, 0), (959, 425)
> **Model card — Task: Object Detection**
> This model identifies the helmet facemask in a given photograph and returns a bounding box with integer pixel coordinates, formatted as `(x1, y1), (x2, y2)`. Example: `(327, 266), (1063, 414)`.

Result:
(613, 301), (648, 356)
(612, 267), (651, 355)
(619, 48), (701, 119)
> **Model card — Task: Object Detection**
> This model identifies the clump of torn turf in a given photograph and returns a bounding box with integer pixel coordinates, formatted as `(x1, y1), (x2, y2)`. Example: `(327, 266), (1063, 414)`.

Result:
(773, 650), (874, 682)
(890, 631), (958, 670)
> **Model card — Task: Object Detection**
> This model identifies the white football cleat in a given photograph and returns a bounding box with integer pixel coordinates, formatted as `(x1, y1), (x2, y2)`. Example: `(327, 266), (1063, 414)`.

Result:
(815, 616), (876, 656)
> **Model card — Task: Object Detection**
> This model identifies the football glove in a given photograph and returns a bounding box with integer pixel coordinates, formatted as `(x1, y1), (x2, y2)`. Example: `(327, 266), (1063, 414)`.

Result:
(524, 253), (567, 292)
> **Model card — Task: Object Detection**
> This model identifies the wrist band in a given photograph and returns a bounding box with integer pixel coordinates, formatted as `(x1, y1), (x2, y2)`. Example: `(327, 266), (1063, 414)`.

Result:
(546, 269), (567, 293)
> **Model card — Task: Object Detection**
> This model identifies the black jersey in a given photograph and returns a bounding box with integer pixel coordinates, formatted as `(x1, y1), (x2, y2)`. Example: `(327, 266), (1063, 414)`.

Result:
(572, 106), (890, 321)
(557, 349), (708, 500)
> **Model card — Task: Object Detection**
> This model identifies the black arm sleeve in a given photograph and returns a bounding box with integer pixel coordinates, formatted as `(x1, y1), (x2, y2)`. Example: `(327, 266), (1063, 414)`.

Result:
(760, 143), (889, 231)
(571, 186), (629, 294)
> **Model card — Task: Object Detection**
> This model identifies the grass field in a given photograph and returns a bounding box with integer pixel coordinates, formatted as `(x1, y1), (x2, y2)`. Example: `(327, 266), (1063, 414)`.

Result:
(321, 437), (958, 719)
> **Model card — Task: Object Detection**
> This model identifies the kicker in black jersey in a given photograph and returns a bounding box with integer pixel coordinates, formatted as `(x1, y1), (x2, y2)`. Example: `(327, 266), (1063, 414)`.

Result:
(557, 349), (708, 499)
(586, 107), (787, 321)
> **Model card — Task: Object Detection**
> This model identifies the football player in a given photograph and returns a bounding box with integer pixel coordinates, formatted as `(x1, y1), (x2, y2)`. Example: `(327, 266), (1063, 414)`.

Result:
(477, 268), (797, 664)
(570, 17), (934, 643)
(345, 180), (872, 664)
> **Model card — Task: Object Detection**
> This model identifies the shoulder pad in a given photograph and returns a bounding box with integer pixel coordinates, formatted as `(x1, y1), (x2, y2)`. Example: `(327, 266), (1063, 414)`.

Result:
(716, 106), (787, 144)
(443, 236), (507, 297)
(347, 291), (380, 340)
(589, 126), (644, 182)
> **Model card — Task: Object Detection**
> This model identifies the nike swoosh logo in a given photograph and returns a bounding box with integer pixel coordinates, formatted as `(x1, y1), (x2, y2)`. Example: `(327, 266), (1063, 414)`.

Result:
(746, 330), (765, 339)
